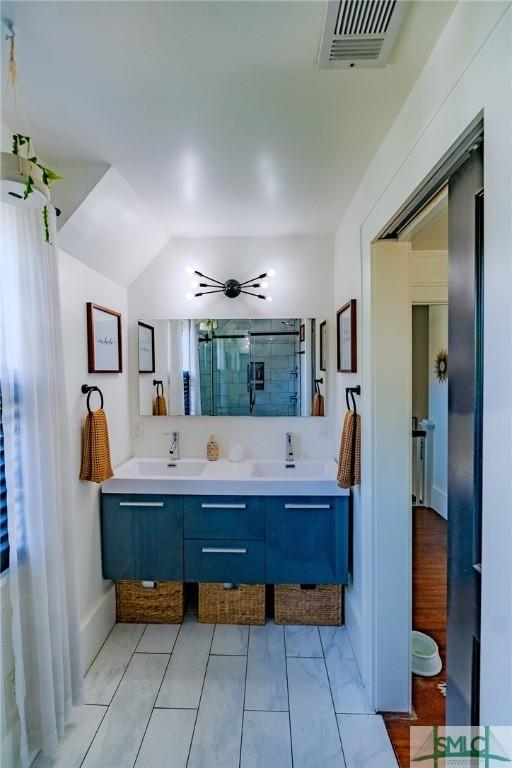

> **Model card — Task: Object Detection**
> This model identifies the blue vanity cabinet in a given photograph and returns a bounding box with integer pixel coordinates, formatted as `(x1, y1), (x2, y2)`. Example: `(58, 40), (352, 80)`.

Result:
(184, 540), (265, 583)
(101, 494), (183, 581)
(184, 496), (265, 540)
(265, 496), (349, 584)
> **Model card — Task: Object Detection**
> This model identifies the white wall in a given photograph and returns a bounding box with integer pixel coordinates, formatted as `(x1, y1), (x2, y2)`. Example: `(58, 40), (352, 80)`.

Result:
(428, 305), (448, 519)
(334, 1), (512, 719)
(128, 236), (337, 460)
(58, 250), (131, 672)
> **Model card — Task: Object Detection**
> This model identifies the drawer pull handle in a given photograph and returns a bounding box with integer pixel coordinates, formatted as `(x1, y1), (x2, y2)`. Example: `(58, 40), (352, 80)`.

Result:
(119, 502), (164, 508)
(201, 547), (247, 554)
(284, 503), (331, 509)
(200, 503), (247, 509)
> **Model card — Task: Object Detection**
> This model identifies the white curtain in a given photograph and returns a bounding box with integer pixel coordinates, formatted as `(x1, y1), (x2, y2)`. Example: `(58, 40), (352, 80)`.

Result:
(189, 321), (202, 416)
(168, 320), (185, 415)
(0, 201), (82, 766)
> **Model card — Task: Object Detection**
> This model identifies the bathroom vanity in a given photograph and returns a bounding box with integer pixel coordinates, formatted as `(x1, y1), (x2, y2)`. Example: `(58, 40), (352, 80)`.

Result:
(101, 458), (350, 585)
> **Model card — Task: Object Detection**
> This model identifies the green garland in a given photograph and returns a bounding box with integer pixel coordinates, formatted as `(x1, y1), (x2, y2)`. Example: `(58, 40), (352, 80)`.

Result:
(11, 133), (62, 243)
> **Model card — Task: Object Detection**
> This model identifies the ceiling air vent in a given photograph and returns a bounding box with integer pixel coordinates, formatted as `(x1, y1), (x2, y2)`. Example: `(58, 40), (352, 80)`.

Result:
(318, 0), (408, 69)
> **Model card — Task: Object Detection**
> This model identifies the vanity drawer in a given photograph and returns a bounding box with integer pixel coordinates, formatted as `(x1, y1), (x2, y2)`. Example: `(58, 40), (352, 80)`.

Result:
(185, 539), (265, 583)
(101, 494), (183, 581)
(266, 496), (349, 584)
(184, 496), (264, 540)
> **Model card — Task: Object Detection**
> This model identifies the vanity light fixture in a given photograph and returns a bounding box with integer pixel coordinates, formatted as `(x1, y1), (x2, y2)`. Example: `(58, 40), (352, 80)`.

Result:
(185, 268), (275, 301)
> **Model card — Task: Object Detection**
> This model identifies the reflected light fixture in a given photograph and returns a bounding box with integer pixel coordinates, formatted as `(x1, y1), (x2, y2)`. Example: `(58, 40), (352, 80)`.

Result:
(185, 269), (275, 301)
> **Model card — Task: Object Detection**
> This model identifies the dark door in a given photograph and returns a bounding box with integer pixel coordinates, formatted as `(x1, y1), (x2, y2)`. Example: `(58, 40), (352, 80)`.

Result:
(447, 144), (484, 725)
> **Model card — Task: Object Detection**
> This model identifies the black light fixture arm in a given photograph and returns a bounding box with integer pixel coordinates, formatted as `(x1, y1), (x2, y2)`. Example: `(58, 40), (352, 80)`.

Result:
(239, 273), (268, 287)
(194, 270), (224, 286)
(241, 290), (267, 300)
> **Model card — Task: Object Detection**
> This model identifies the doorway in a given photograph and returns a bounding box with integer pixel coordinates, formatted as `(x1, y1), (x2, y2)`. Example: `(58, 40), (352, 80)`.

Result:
(370, 123), (484, 762)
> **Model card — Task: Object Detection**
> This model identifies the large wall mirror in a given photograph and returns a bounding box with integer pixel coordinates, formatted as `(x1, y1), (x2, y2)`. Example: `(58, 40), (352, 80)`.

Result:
(138, 318), (327, 417)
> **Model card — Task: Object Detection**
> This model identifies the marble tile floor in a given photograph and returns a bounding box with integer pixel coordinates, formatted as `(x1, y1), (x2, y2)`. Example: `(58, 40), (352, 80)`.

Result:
(33, 617), (398, 768)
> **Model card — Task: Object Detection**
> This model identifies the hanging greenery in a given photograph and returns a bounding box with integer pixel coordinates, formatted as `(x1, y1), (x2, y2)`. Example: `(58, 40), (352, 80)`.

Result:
(11, 133), (62, 244)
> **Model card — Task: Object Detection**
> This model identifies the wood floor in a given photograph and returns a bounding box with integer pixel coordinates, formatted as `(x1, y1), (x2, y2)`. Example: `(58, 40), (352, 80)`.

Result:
(384, 506), (447, 768)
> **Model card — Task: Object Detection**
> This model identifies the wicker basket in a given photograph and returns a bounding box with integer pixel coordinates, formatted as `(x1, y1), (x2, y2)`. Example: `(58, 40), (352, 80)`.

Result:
(116, 580), (184, 623)
(198, 583), (266, 625)
(274, 584), (343, 626)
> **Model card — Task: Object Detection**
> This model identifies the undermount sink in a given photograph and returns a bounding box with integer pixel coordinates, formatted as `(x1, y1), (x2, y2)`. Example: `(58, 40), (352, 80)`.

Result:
(251, 461), (327, 479)
(126, 459), (207, 477)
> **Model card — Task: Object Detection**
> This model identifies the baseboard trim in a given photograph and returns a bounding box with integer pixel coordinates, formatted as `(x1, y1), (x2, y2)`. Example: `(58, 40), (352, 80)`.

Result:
(344, 589), (367, 687)
(80, 585), (116, 674)
(431, 485), (448, 519)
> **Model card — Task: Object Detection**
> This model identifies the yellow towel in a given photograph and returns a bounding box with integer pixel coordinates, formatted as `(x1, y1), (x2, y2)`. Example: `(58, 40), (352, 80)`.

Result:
(152, 395), (168, 416)
(79, 409), (114, 483)
(337, 410), (361, 488)
(311, 393), (325, 416)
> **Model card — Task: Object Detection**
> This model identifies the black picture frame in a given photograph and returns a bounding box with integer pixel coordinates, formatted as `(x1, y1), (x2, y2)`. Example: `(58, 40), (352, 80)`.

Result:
(320, 320), (327, 371)
(337, 300), (357, 373)
(138, 321), (155, 373)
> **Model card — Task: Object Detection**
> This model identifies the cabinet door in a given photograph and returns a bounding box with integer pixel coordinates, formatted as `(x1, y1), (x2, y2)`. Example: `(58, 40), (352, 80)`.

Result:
(101, 494), (183, 580)
(184, 496), (264, 540)
(184, 539), (265, 583)
(266, 497), (349, 584)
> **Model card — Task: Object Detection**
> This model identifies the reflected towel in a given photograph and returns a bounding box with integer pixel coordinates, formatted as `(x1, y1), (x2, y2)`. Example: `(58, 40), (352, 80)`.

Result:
(312, 393), (325, 417)
(153, 395), (168, 416)
(337, 410), (361, 488)
(79, 409), (114, 483)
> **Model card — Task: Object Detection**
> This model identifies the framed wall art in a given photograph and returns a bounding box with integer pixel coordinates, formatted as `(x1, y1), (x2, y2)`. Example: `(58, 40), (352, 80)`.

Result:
(337, 299), (357, 373)
(138, 321), (155, 373)
(86, 303), (122, 373)
(320, 320), (327, 371)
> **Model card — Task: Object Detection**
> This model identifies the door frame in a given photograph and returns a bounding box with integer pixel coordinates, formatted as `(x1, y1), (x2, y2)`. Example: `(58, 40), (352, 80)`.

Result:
(359, 117), (484, 713)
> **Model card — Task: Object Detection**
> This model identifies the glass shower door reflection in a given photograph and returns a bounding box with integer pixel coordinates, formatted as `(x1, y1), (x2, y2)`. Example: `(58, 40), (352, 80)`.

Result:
(212, 321), (250, 416)
(249, 319), (301, 417)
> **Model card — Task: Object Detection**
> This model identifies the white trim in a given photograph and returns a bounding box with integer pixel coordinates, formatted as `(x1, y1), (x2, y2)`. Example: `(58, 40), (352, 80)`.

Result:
(80, 585), (116, 675)
(431, 485), (448, 520)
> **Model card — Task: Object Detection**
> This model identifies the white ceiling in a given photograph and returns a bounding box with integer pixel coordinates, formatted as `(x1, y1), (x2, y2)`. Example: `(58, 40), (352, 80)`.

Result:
(2, 1), (454, 261)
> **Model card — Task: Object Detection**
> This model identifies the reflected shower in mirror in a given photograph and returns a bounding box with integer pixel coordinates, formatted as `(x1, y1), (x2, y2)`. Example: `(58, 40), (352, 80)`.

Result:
(138, 318), (327, 417)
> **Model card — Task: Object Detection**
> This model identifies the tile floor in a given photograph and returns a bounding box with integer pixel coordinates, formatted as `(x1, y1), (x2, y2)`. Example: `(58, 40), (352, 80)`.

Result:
(33, 617), (398, 768)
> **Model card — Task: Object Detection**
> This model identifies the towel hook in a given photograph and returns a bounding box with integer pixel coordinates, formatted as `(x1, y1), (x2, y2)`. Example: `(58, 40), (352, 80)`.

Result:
(153, 379), (164, 397)
(345, 385), (361, 414)
(81, 384), (104, 413)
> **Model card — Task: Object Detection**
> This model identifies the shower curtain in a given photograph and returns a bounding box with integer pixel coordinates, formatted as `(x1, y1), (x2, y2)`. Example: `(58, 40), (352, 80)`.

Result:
(0, 200), (82, 766)
(189, 321), (202, 415)
(168, 320), (185, 415)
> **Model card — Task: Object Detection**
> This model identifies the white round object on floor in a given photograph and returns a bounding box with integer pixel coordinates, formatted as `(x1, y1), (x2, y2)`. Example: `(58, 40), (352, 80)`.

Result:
(412, 630), (442, 677)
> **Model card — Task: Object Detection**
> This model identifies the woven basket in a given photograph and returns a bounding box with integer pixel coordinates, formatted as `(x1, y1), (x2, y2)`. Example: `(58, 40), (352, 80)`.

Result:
(274, 584), (343, 626)
(198, 583), (265, 625)
(116, 580), (184, 623)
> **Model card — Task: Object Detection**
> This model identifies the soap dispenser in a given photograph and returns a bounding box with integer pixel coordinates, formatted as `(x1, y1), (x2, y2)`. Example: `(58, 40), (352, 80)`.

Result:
(207, 432), (219, 461)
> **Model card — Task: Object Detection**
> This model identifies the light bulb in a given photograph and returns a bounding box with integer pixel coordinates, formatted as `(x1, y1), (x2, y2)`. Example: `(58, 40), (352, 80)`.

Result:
(268, 269), (276, 278)
(185, 291), (194, 300)
(185, 266), (194, 274)
(266, 296), (273, 303)
(261, 280), (269, 289)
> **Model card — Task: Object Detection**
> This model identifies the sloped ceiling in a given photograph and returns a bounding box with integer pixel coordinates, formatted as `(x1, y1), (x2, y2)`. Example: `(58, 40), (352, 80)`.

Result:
(58, 167), (169, 287)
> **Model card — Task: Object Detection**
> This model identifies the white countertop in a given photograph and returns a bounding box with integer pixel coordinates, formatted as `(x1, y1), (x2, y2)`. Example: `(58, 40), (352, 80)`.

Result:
(101, 457), (348, 497)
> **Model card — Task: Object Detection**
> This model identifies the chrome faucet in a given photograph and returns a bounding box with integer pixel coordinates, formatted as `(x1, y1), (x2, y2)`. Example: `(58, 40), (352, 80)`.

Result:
(286, 432), (294, 464)
(169, 431), (180, 460)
